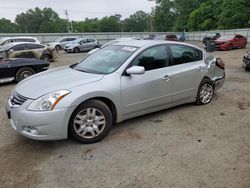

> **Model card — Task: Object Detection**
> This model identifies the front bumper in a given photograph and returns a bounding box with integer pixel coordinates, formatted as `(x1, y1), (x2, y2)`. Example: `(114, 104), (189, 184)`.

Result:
(64, 48), (74, 52)
(6, 98), (75, 141)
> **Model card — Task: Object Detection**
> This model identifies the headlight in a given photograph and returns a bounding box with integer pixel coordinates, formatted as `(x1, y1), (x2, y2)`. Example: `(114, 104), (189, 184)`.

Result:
(27, 90), (70, 111)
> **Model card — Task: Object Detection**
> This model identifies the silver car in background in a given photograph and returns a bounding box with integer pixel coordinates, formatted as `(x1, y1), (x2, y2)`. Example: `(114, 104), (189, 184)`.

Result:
(0, 37), (41, 46)
(6, 40), (225, 144)
(64, 38), (99, 53)
(47, 37), (79, 51)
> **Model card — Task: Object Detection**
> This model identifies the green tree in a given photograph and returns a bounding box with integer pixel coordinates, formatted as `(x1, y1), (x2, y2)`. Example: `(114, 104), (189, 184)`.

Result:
(0, 18), (18, 33)
(217, 0), (250, 29)
(187, 0), (222, 31)
(99, 16), (121, 32)
(123, 11), (150, 32)
(15, 7), (66, 33)
(152, 0), (175, 31)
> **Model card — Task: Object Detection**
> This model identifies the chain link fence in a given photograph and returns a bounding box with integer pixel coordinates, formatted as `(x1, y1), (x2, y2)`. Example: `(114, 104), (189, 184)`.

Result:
(1, 28), (250, 44)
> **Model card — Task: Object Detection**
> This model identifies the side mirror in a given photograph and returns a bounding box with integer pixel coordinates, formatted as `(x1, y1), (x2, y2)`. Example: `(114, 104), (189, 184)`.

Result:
(8, 49), (14, 54)
(126, 66), (145, 75)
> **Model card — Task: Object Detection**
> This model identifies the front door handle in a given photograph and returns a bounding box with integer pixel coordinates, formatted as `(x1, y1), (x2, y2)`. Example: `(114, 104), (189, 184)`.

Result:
(197, 66), (205, 71)
(162, 75), (171, 81)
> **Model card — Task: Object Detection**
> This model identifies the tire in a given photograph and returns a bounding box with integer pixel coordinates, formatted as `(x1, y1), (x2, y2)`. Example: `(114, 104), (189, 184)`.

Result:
(55, 45), (61, 51)
(196, 78), (214, 105)
(69, 100), (113, 144)
(74, 47), (80, 53)
(41, 54), (52, 62)
(15, 67), (35, 83)
(244, 66), (250, 71)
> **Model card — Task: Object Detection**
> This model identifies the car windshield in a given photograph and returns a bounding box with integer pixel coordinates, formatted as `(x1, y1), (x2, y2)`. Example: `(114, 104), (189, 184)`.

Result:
(71, 39), (83, 44)
(72, 45), (138, 74)
(218, 35), (234, 40)
(0, 38), (7, 45)
(0, 43), (12, 51)
(54, 38), (64, 42)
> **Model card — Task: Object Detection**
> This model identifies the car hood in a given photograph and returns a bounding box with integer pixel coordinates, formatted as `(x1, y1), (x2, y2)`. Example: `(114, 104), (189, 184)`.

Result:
(15, 66), (104, 99)
(47, 42), (59, 46)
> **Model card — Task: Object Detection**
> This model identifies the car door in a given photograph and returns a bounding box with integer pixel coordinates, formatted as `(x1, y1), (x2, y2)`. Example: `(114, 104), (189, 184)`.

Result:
(25, 44), (44, 59)
(80, 39), (89, 51)
(121, 45), (173, 115)
(9, 44), (27, 58)
(169, 44), (205, 103)
(0, 59), (12, 79)
(87, 39), (95, 50)
(236, 35), (245, 47)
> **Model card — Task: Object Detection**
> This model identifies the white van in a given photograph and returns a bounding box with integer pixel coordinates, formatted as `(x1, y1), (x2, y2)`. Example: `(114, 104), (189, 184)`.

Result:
(0, 37), (41, 46)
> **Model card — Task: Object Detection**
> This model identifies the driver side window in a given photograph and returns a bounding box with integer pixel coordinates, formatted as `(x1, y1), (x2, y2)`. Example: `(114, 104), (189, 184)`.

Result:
(131, 45), (169, 71)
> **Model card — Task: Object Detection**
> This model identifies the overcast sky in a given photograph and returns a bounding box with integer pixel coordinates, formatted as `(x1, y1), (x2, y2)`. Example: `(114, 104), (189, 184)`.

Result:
(0, 0), (156, 22)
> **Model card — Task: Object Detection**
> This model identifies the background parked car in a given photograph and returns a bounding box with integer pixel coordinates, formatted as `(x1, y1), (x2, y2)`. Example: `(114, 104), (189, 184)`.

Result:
(47, 36), (79, 51)
(0, 37), (41, 46)
(203, 33), (221, 44)
(165, 34), (178, 41)
(64, 38), (100, 53)
(0, 57), (49, 83)
(0, 42), (57, 62)
(214, 34), (247, 50)
(243, 51), (250, 71)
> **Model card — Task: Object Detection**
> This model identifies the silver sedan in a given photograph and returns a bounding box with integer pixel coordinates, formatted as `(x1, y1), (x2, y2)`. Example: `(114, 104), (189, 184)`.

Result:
(6, 40), (225, 143)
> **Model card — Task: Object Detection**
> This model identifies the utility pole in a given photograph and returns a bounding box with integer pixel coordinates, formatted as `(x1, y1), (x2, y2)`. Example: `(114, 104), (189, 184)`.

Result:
(64, 10), (71, 33)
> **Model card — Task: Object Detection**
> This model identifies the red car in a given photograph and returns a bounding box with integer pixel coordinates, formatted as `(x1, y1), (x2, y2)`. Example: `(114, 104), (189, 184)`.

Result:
(214, 35), (247, 50)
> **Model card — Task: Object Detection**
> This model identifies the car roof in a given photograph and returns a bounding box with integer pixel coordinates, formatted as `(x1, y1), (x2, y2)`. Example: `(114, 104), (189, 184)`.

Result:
(113, 40), (200, 49)
(2, 42), (44, 49)
(1, 36), (38, 40)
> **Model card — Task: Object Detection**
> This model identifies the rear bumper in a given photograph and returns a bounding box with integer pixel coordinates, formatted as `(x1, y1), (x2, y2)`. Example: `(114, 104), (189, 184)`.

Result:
(213, 73), (225, 91)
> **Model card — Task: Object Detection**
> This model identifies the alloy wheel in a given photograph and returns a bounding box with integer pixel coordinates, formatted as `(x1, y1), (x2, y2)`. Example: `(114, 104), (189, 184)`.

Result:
(73, 108), (106, 139)
(199, 83), (214, 104)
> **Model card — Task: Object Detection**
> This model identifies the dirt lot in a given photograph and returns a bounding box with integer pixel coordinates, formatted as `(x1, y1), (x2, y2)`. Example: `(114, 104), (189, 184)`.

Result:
(0, 42), (250, 188)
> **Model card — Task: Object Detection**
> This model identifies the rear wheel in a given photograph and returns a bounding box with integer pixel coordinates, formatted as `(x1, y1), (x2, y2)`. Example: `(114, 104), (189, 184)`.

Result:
(55, 45), (61, 51)
(74, 47), (80, 53)
(15, 67), (35, 83)
(41, 54), (51, 62)
(69, 100), (113, 144)
(196, 78), (214, 105)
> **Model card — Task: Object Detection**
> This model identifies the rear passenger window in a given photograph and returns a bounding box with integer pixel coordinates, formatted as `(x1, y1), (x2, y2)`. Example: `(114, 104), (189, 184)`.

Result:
(87, 39), (95, 42)
(170, 45), (203, 65)
(26, 44), (44, 50)
(131, 45), (169, 71)
(12, 44), (26, 51)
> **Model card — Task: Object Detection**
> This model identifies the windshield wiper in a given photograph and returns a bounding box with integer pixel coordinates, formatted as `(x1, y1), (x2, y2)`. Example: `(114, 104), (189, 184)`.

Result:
(75, 68), (104, 75)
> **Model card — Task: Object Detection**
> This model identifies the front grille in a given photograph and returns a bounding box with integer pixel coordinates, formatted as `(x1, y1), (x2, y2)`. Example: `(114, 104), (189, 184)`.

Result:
(10, 92), (28, 107)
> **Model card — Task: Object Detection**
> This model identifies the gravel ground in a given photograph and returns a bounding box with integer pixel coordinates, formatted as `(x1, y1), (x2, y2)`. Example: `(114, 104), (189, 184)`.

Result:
(0, 42), (250, 188)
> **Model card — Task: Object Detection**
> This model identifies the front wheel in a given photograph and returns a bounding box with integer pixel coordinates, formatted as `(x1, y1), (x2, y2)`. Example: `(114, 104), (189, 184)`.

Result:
(74, 47), (80, 53)
(69, 100), (113, 144)
(196, 78), (214, 105)
(15, 67), (35, 83)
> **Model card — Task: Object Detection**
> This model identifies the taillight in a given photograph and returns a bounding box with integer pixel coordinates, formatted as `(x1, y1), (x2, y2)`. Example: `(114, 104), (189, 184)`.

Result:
(216, 58), (225, 70)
